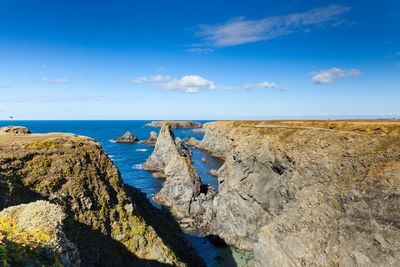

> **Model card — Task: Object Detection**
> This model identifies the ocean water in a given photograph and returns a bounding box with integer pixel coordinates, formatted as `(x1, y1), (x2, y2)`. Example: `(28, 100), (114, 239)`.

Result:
(0, 120), (253, 267)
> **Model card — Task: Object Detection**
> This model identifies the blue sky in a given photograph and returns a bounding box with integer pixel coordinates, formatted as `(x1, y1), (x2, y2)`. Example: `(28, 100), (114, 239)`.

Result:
(0, 0), (399, 120)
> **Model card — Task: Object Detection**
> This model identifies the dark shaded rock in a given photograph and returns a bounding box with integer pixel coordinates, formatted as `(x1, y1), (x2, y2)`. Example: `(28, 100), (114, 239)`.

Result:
(142, 131), (158, 146)
(114, 131), (139, 143)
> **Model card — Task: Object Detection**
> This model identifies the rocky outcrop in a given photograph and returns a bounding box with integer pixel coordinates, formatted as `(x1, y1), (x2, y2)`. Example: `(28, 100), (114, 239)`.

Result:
(114, 131), (139, 143)
(0, 200), (80, 266)
(142, 131), (158, 146)
(142, 123), (192, 172)
(0, 128), (205, 266)
(186, 120), (400, 266)
(209, 169), (218, 177)
(146, 121), (203, 129)
(0, 126), (31, 135)
(187, 128), (205, 133)
(153, 155), (217, 232)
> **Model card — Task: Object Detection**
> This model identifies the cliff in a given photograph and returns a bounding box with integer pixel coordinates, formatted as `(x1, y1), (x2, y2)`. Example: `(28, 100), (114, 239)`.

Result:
(146, 121), (203, 129)
(188, 120), (400, 266)
(0, 127), (204, 266)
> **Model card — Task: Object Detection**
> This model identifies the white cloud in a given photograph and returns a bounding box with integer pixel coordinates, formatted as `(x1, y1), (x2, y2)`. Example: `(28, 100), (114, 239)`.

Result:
(41, 78), (69, 84)
(258, 81), (278, 89)
(244, 83), (256, 90)
(157, 75), (217, 93)
(196, 5), (350, 47)
(131, 75), (170, 84)
(311, 67), (361, 84)
(184, 48), (214, 55)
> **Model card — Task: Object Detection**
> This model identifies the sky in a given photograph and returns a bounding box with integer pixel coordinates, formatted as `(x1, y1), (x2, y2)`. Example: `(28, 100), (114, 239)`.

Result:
(0, 0), (399, 120)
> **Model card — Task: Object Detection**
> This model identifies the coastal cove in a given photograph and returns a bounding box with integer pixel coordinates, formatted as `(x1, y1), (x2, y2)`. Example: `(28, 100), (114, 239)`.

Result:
(0, 120), (252, 266)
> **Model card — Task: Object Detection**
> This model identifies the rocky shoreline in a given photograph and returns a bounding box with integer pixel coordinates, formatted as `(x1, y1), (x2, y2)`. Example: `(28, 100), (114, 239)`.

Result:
(143, 120), (400, 266)
(146, 120), (203, 129)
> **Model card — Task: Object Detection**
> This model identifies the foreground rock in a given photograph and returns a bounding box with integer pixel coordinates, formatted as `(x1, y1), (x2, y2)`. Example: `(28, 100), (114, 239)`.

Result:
(114, 131), (139, 143)
(0, 128), (204, 266)
(153, 155), (217, 232)
(0, 200), (80, 266)
(142, 131), (158, 146)
(146, 121), (203, 129)
(184, 120), (400, 266)
(0, 126), (31, 135)
(142, 123), (191, 172)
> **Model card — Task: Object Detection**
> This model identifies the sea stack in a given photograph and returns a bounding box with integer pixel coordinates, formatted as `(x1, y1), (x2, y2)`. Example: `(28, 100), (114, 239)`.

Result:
(142, 131), (158, 146)
(114, 131), (139, 143)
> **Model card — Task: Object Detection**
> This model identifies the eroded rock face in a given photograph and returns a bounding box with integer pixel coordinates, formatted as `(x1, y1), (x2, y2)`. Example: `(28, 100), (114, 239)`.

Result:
(192, 120), (400, 266)
(146, 120), (203, 129)
(0, 130), (204, 266)
(153, 155), (217, 232)
(142, 123), (192, 172)
(0, 126), (31, 135)
(142, 131), (158, 146)
(114, 131), (139, 143)
(0, 200), (81, 267)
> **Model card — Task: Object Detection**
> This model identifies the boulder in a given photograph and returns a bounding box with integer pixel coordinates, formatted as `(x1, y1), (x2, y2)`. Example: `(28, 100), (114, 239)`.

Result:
(209, 169), (218, 177)
(201, 157), (207, 162)
(0, 126), (31, 135)
(114, 131), (139, 143)
(142, 131), (158, 146)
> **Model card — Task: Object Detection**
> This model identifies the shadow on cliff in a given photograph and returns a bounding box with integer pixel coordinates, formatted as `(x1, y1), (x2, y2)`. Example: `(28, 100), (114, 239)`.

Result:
(0, 182), (173, 267)
(63, 216), (174, 267)
(126, 185), (207, 267)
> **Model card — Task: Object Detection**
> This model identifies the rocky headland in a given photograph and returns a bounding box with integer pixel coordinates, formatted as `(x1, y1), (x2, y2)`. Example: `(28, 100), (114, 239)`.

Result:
(148, 120), (400, 266)
(146, 121), (203, 129)
(0, 126), (204, 266)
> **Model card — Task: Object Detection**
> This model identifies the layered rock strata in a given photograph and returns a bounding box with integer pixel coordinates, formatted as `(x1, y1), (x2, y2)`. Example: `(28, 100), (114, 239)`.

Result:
(186, 120), (400, 266)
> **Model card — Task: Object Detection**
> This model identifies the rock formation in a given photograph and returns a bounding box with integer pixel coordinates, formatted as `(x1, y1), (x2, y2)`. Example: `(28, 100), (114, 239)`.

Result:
(0, 127), (205, 266)
(187, 128), (205, 133)
(153, 155), (217, 232)
(0, 200), (80, 266)
(146, 120), (203, 129)
(114, 131), (139, 143)
(209, 169), (218, 177)
(178, 120), (400, 266)
(0, 126), (31, 135)
(142, 123), (192, 173)
(142, 131), (158, 146)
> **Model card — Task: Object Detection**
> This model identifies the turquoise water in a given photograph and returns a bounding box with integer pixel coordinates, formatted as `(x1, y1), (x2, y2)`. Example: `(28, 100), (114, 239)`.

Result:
(0, 120), (250, 266)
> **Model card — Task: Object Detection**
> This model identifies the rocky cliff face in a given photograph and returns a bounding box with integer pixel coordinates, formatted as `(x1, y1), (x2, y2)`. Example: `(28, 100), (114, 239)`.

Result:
(0, 200), (80, 266)
(189, 120), (400, 266)
(142, 123), (192, 173)
(0, 128), (204, 266)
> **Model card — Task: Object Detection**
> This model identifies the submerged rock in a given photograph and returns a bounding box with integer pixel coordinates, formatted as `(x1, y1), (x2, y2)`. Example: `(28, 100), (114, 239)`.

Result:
(142, 131), (158, 146)
(146, 120), (203, 129)
(114, 131), (139, 143)
(142, 123), (192, 172)
(0, 126), (31, 135)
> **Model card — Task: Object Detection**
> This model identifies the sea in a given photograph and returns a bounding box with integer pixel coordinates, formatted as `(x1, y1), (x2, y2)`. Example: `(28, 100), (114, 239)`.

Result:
(0, 120), (254, 267)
